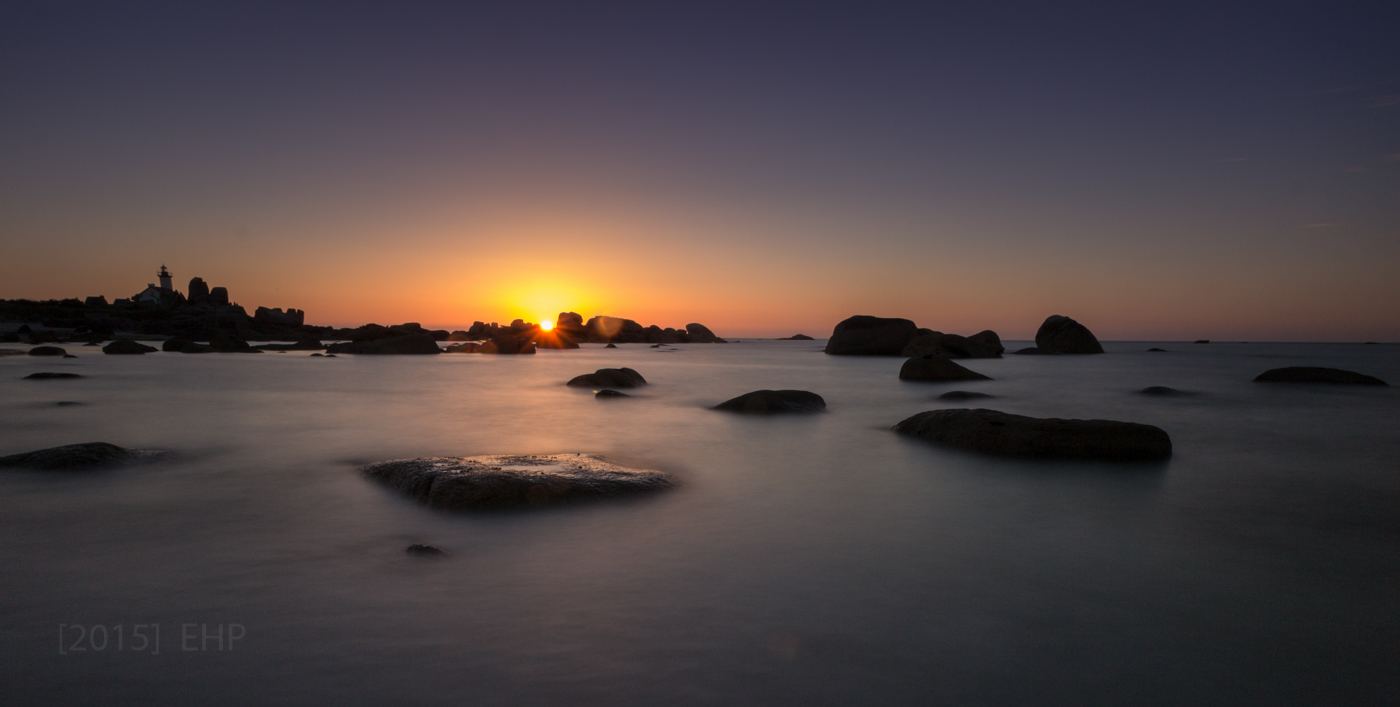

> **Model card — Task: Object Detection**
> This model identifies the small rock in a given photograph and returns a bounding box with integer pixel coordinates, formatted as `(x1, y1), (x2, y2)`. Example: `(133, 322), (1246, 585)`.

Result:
(405, 544), (446, 556)
(595, 389), (631, 398)
(25, 372), (83, 380)
(605, 343), (618, 349)
(0, 442), (157, 470)
(1138, 386), (1187, 396)
(55, 401), (84, 406)
(102, 340), (158, 355)
(713, 390), (826, 414)
(325, 354), (337, 358)
(1147, 348), (1167, 352)
(938, 390), (995, 400)
(1194, 340), (1209, 344)
(1253, 367), (1387, 386)
(899, 355), (992, 382)
(893, 409), (1172, 461)
(780, 334), (814, 340)
(63, 354), (77, 358)
(310, 353), (324, 357)
(28, 346), (66, 357)
(568, 368), (647, 388)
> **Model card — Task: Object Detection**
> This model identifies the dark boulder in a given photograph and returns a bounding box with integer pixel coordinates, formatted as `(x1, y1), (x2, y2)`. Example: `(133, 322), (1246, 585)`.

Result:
(1253, 367), (1387, 386)
(362, 453), (674, 510)
(208, 330), (253, 352)
(824, 316), (919, 355)
(1147, 348), (1167, 352)
(532, 331), (579, 349)
(180, 342), (215, 354)
(0, 442), (157, 470)
(188, 277), (210, 302)
(1138, 386), (1188, 396)
(1194, 340), (1209, 344)
(780, 334), (814, 340)
(899, 355), (992, 382)
(162, 338), (191, 352)
(596, 389), (631, 398)
(604, 343), (618, 349)
(28, 346), (66, 357)
(102, 340), (158, 355)
(713, 389), (826, 414)
(902, 330), (1004, 358)
(63, 354), (77, 358)
(938, 390), (995, 400)
(326, 333), (442, 355)
(685, 323), (724, 343)
(568, 368), (647, 388)
(405, 544), (446, 556)
(209, 286), (230, 306)
(25, 372), (83, 379)
(893, 408), (1172, 461)
(480, 336), (536, 354)
(1035, 315), (1104, 354)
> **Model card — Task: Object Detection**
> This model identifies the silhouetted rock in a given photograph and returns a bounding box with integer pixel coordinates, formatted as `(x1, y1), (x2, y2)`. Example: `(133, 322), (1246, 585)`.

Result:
(326, 333), (442, 355)
(28, 346), (65, 356)
(477, 336), (536, 354)
(899, 355), (992, 382)
(362, 453), (674, 510)
(1013, 347), (1052, 355)
(685, 323), (723, 343)
(605, 343), (617, 349)
(209, 286), (229, 306)
(938, 390), (995, 400)
(55, 401), (83, 406)
(532, 331), (579, 349)
(188, 277), (210, 302)
(254, 307), (305, 327)
(596, 389), (631, 398)
(310, 353), (324, 357)
(180, 342), (214, 354)
(405, 544), (446, 556)
(893, 409), (1172, 461)
(25, 372), (83, 379)
(63, 354), (77, 358)
(162, 338), (190, 352)
(1194, 340), (1209, 344)
(824, 316), (919, 355)
(1253, 367), (1387, 386)
(902, 330), (1004, 358)
(208, 330), (253, 352)
(780, 334), (814, 340)
(584, 315), (648, 343)
(1147, 348), (1167, 352)
(1138, 386), (1187, 396)
(102, 340), (158, 355)
(0, 442), (158, 470)
(446, 331), (472, 342)
(713, 389), (826, 414)
(568, 368), (647, 388)
(1034, 315), (1104, 354)
(84, 296), (108, 306)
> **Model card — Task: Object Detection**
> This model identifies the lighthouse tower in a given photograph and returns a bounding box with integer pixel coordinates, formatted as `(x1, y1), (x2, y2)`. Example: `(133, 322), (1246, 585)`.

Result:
(158, 265), (173, 291)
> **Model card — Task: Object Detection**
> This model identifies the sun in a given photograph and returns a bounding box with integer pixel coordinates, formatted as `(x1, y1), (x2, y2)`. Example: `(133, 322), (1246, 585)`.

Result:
(539, 320), (554, 331)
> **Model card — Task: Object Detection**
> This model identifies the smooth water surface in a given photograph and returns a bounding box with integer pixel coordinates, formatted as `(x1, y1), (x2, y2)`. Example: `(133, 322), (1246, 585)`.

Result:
(2, 341), (1398, 705)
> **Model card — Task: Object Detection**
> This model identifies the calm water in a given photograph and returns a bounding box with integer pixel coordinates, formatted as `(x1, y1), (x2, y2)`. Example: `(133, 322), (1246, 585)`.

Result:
(2, 340), (1398, 705)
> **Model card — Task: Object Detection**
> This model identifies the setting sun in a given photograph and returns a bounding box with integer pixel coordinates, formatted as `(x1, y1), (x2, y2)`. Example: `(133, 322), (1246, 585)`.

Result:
(539, 320), (554, 331)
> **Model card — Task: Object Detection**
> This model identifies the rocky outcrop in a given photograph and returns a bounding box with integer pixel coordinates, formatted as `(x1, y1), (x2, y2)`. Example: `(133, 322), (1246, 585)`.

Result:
(28, 346), (66, 356)
(209, 286), (230, 306)
(902, 330), (1004, 358)
(824, 316), (920, 355)
(102, 340), (158, 354)
(685, 323), (723, 343)
(208, 330), (254, 352)
(893, 409), (1172, 461)
(188, 277), (210, 302)
(445, 336), (537, 354)
(25, 372), (83, 379)
(780, 334), (814, 340)
(254, 307), (305, 327)
(531, 331), (579, 350)
(0, 442), (160, 470)
(326, 333), (442, 355)
(1253, 367), (1387, 386)
(938, 390), (995, 400)
(567, 368), (647, 388)
(362, 453), (674, 510)
(712, 390), (826, 414)
(899, 355), (993, 382)
(1034, 315), (1104, 354)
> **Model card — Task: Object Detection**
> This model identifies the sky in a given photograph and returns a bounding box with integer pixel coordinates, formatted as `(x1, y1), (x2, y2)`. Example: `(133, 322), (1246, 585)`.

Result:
(1, 1), (1397, 340)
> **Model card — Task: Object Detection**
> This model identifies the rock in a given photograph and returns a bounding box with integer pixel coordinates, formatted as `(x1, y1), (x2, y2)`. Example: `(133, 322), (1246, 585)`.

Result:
(254, 307), (305, 327)
(605, 343), (618, 349)
(188, 277), (210, 301)
(63, 354), (77, 358)
(650, 343), (661, 348)
(568, 368), (647, 388)
(595, 389), (631, 398)
(0, 442), (157, 470)
(780, 334), (814, 340)
(180, 342), (214, 354)
(1147, 348), (1167, 352)
(902, 330), (1004, 358)
(444, 342), (482, 353)
(824, 315), (920, 355)
(1138, 386), (1187, 396)
(102, 340), (158, 355)
(55, 401), (83, 406)
(938, 390), (995, 400)
(162, 338), (191, 352)
(479, 336), (536, 354)
(325, 354), (337, 357)
(1012, 347), (1052, 355)
(893, 409), (1172, 461)
(556, 312), (585, 332)
(362, 453), (674, 510)
(28, 346), (66, 356)
(1253, 367), (1387, 386)
(713, 390), (826, 413)
(1034, 315), (1104, 354)
(208, 330), (253, 352)
(310, 353), (324, 357)
(899, 355), (993, 382)
(446, 331), (472, 342)
(25, 372), (83, 379)
(209, 286), (230, 306)
(326, 333), (443, 355)
(532, 331), (579, 349)
(85, 296), (109, 306)
(584, 316), (647, 343)
(1194, 340), (1209, 344)
(405, 544), (446, 556)
(685, 323), (724, 343)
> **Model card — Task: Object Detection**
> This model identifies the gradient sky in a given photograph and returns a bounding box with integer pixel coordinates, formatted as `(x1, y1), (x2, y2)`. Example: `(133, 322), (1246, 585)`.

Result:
(2, 2), (1397, 339)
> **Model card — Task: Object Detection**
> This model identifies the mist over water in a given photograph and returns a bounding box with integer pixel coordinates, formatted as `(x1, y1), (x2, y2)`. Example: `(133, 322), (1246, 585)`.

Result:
(2, 341), (1398, 705)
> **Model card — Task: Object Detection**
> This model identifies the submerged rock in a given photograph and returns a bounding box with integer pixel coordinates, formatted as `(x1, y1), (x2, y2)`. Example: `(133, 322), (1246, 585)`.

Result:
(1138, 386), (1188, 396)
(604, 343), (618, 349)
(102, 340), (158, 355)
(1147, 348), (1167, 352)
(780, 334), (814, 340)
(595, 389), (631, 398)
(362, 453), (674, 510)
(938, 390), (995, 400)
(893, 408), (1172, 461)
(1034, 315), (1104, 354)
(824, 316), (920, 355)
(899, 355), (992, 382)
(567, 368), (647, 388)
(0, 442), (158, 471)
(28, 346), (66, 357)
(713, 390), (826, 414)
(405, 544), (446, 556)
(1253, 367), (1387, 386)
(25, 372), (83, 379)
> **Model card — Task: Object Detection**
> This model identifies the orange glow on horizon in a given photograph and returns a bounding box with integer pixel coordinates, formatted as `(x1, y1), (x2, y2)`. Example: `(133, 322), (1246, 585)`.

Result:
(539, 319), (554, 331)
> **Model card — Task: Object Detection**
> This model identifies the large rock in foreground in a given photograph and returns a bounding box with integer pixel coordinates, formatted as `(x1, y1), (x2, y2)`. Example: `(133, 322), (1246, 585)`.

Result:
(326, 334), (442, 355)
(567, 367), (646, 388)
(713, 390), (826, 414)
(1035, 315), (1104, 354)
(899, 355), (992, 382)
(103, 340), (158, 355)
(824, 316), (919, 355)
(893, 408), (1171, 461)
(1254, 367), (1387, 386)
(362, 454), (674, 510)
(0, 442), (159, 470)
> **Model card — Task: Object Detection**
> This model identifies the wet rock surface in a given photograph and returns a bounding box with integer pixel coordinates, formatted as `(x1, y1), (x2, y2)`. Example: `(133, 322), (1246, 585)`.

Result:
(712, 390), (826, 414)
(893, 408), (1172, 461)
(363, 454), (674, 510)
(1253, 367), (1387, 386)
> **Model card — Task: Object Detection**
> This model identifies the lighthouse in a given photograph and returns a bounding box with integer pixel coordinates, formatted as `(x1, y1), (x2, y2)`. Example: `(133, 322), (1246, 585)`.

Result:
(158, 265), (173, 291)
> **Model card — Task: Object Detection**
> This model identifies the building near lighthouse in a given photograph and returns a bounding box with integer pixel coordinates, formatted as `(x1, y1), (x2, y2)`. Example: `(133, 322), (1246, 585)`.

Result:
(133, 264), (184, 305)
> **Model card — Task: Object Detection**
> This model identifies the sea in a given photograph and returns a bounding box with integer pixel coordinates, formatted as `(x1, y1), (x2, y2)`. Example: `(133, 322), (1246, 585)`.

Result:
(1, 340), (1397, 706)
